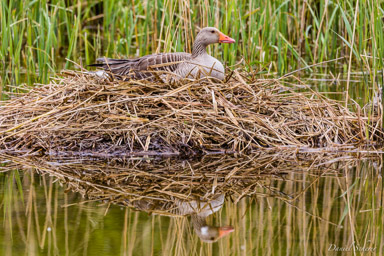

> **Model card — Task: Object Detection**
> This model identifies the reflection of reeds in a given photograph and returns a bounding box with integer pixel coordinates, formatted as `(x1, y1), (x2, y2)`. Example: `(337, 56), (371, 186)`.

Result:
(0, 154), (383, 255)
(0, 152), (381, 207)
(0, 72), (382, 159)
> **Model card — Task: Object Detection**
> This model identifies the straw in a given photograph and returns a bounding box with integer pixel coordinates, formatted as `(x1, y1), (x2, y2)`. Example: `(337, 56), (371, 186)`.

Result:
(0, 69), (382, 159)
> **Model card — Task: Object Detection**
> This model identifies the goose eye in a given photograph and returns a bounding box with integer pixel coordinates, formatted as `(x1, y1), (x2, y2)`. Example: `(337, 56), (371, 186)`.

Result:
(211, 30), (215, 33)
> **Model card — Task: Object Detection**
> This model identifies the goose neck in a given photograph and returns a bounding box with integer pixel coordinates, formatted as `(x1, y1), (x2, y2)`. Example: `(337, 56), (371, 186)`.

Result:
(191, 214), (207, 229)
(192, 38), (208, 58)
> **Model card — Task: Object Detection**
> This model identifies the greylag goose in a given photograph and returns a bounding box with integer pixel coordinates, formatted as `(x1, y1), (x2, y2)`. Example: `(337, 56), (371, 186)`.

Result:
(92, 27), (235, 81)
(132, 194), (234, 243)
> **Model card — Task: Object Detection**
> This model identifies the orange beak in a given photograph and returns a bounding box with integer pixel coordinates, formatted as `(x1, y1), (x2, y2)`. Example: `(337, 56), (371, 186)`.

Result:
(218, 225), (235, 237)
(219, 32), (236, 43)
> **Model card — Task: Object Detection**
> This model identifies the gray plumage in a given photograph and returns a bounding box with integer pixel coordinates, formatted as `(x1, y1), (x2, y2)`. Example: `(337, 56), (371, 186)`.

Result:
(92, 27), (235, 81)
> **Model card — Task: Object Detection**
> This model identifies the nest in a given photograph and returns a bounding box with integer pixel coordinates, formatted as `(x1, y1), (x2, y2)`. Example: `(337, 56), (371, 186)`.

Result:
(0, 70), (383, 158)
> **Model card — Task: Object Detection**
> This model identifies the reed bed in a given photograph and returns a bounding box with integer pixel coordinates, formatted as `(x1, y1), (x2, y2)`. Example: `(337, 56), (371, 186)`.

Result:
(0, 70), (383, 159)
(1, 0), (383, 89)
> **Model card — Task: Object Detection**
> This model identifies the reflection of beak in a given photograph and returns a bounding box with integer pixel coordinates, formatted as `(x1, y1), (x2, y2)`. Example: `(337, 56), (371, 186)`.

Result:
(218, 225), (235, 237)
(219, 32), (236, 43)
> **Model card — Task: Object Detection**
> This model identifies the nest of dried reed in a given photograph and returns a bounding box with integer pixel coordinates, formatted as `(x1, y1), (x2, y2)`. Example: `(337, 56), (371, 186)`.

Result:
(0, 70), (383, 158)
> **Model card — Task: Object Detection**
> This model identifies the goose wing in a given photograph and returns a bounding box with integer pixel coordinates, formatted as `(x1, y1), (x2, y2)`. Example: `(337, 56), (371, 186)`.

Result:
(92, 52), (191, 79)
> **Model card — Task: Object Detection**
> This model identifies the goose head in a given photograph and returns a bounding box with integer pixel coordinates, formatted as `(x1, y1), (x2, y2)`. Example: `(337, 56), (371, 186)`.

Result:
(196, 225), (235, 243)
(195, 27), (236, 46)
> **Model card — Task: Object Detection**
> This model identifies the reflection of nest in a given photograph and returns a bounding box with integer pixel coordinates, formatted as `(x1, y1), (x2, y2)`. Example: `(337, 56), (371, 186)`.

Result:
(0, 71), (382, 158)
(1, 151), (380, 211)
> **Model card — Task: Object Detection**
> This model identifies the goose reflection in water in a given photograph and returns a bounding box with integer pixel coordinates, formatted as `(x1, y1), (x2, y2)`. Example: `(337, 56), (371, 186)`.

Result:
(131, 194), (234, 243)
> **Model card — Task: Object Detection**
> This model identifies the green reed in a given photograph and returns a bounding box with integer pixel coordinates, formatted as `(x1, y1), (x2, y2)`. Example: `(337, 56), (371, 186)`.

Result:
(0, 0), (383, 103)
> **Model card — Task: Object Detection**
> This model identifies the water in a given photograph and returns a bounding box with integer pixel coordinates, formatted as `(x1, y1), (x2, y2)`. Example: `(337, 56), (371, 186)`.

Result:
(0, 153), (383, 255)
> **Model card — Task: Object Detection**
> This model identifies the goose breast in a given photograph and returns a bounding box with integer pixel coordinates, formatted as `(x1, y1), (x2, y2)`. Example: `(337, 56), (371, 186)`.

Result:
(175, 55), (225, 80)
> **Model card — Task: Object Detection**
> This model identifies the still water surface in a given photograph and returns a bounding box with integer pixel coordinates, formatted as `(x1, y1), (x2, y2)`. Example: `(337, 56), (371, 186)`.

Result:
(0, 153), (383, 256)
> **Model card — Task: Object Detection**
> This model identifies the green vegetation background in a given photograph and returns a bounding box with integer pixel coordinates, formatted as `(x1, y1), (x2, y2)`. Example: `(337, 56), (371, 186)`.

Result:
(1, 0), (384, 97)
